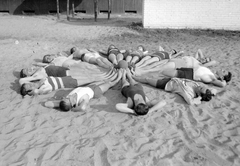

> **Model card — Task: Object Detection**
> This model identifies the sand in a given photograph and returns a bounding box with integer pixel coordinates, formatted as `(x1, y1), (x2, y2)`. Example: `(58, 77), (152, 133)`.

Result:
(0, 13), (240, 166)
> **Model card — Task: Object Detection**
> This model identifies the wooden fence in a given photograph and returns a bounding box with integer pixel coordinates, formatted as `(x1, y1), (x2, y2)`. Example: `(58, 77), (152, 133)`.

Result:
(0, 0), (142, 15)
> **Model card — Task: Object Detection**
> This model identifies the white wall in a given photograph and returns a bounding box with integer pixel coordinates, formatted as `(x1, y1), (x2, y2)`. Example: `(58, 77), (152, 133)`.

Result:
(143, 0), (240, 30)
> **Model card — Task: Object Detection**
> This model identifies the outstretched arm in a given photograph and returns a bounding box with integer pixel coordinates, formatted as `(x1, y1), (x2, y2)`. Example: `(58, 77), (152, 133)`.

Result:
(116, 103), (135, 114)
(44, 100), (61, 108)
(148, 99), (166, 113)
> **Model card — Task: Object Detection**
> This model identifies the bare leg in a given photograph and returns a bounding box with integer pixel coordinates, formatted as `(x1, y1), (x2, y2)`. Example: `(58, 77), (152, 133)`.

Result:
(130, 56), (140, 64)
(117, 53), (124, 63)
(126, 68), (138, 85)
(137, 56), (160, 69)
(122, 70), (130, 88)
(135, 56), (151, 67)
(98, 69), (123, 93)
(158, 45), (165, 51)
(108, 53), (118, 65)
(95, 58), (113, 69)
(126, 55), (132, 63)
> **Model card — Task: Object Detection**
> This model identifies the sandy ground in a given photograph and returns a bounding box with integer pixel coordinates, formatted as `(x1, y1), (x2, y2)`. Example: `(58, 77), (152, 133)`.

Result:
(0, 13), (240, 166)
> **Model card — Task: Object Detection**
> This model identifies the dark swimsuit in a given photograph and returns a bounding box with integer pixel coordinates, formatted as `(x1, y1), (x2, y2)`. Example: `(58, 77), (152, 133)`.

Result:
(47, 76), (78, 90)
(45, 66), (69, 77)
(121, 84), (146, 108)
(176, 68), (194, 80)
(156, 78), (171, 89)
(150, 51), (170, 60)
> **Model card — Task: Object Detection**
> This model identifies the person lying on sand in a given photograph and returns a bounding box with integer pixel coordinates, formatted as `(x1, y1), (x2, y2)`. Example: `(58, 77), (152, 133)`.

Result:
(123, 45), (148, 65)
(115, 69), (166, 116)
(172, 49), (218, 67)
(133, 76), (218, 105)
(20, 69), (119, 96)
(33, 48), (81, 68)
(71, 47), (113, 69)
(44, 69), (123, 111)
(106, 44), (125, 66)
(133, 56), (232, 87)
(19, 65), (116, 88)
(130, 45), (182, 69)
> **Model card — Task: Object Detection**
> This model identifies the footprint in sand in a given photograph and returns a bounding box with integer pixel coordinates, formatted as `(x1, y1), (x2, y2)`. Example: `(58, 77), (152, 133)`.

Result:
(223, 127), (240, 137)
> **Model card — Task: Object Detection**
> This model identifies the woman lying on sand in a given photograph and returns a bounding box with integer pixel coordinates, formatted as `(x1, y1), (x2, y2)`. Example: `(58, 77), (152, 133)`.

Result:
(133, 56), (232, 87)
(44, 69), (123, 111)
(71, 47), (113, 69)
(136, 48), (216, 69)
(33, 48), (81, 68)
(106, 44), (125, 66)
(19, 65), (116, 89)
(123, 45), (148, 65)
(20, 69), (118, 96)
(133, 76), (218, 105)
(115, 69), (166, 116)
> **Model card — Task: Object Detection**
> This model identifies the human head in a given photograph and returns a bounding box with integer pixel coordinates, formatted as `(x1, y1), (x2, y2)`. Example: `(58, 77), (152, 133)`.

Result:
(70, 47), (77, 54)
(20, 83), (36, 96)
(20, 66), (38, 77)
(20, 69), (27, 78)
(200, 88), (214, 102)
(134, 103), (149, 116)
(59, 98), (72, 112)
(108, 44), (116, 52)
(216, 70), (232, 83)
(137, 45), (146, 52)
(42, 54), (55, 63)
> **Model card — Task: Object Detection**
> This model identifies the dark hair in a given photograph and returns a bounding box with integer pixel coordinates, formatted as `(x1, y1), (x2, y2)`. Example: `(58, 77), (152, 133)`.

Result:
(137, 45), (146, 52)
(20, 69), (27, 78)
(42, 54), (51, 63)
(70, 47), (77, 54)
(134, 103), (149, 116)
(20, 84), (31, 96)
(200, 89), (214, 102)
(223, 72), (232, 83)
(59, 100), (72, 112)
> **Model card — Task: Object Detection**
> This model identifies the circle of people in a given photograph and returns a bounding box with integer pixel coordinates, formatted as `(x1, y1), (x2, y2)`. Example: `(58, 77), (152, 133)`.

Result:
(19, 44), (232, 116)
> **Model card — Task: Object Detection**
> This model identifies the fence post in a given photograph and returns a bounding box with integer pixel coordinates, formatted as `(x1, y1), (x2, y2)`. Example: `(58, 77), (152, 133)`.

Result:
(108, 0), (111, 19)
(94, 0), (98, 22)
(67, 0), (69, 20)
(56, 0), (60, 19)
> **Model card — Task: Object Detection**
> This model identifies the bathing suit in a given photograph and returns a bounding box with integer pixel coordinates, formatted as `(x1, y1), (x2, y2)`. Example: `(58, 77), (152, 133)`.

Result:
(46, 76), (78, 91)
(88, 85), (103, 98)
(51, 56), (68, 66)
(156, 77), (171, 89)
(121, 84), (146, 108)
(151, 51), (170, 60)
(165, 78), (199, 104)
(176, 68), (194, 80)
(67, 87), (94, 108)
(82, 52), (101, 63)
(45, 66), (69, 77)
(108, 47), (121, 56)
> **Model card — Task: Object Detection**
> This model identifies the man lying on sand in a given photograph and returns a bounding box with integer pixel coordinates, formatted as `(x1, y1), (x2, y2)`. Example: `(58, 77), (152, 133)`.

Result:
(133, 76), (218, 105)
(133, 55), (232, 87)
(116, 69), (166, 116)
(44, 69), (123, 111)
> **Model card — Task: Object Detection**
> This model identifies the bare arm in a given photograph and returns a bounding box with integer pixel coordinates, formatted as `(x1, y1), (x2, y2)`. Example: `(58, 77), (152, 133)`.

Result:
(115, 103), (135, 114)
(200, 74), (226, 87)
(148, 99), (166, 113)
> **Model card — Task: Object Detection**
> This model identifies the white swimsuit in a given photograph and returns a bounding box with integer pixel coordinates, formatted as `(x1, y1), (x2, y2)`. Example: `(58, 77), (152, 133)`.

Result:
(67, 87), (94, 107)
(194, 66), (215, 81)
(165, 78), (199, 104)
(52, 56), (68, 66)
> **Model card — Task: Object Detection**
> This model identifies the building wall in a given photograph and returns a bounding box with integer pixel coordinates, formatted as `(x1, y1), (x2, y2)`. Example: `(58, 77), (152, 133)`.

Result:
(143, 0), (240, 31)
(0, 0), (142, 15)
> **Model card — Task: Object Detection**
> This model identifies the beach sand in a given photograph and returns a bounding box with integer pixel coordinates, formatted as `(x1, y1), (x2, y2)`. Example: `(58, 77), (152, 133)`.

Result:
(0, 13), (240, 166)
